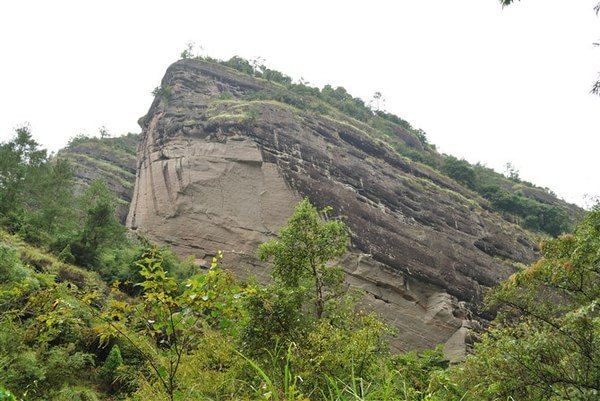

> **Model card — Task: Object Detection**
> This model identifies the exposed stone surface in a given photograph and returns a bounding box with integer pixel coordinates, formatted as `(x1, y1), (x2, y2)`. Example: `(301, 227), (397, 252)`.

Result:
(126, 59), (549, 358)
(127, 133), (299, 279)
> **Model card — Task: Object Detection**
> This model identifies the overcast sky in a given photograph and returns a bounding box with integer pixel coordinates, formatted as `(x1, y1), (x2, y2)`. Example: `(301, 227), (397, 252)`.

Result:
(1, 0), (598, 207)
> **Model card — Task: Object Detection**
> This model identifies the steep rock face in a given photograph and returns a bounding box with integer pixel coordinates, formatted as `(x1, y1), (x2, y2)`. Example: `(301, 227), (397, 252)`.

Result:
(127, 60), (540, 356)
(128, 132), (298, 275)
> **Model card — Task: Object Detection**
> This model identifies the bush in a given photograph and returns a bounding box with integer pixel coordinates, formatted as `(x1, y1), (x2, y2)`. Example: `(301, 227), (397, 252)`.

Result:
(70, 180), (125, 269)
(453, 208), (600, 400)
(241, 285), (309, 354)
(222, 56), (255, 75)
(3, 350), (45, 396)
(480, 185), (570, 236)
(0, 387), (16, 401)
(0, 244), (27, 283)
(293, 314), (389, 393)
(58, 245), (75, 264)
(442, 156), (476, 189)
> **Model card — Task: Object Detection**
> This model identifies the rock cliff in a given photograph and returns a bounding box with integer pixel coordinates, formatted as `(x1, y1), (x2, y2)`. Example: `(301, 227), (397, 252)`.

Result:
(125, 59), (567, 358)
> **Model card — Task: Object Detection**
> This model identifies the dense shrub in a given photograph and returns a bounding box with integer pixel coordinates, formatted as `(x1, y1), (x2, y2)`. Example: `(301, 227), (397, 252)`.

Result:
(480, 185), (570, 236)
(453, 207), (600, 400)
(100, 345), (123, 391)
(442, 156), (477, 189)
(0, 388), (16, 401)
(0, 244), (27, 283)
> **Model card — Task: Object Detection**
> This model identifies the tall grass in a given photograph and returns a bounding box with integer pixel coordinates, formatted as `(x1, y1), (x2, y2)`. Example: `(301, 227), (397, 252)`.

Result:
(237, 348), (471, 401)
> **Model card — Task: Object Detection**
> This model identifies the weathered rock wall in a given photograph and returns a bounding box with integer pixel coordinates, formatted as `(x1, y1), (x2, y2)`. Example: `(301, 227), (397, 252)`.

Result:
(127, 59), (540, 357)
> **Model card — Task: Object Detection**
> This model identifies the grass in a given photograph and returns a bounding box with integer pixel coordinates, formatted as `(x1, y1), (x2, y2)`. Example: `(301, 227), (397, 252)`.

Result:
(207, 113), (251, 124)
(237, 347), (472, 401)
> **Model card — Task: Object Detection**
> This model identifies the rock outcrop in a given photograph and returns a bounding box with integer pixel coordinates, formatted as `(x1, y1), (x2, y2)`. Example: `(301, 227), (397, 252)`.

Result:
(58, 134), (138, 222)
(127, 59), (545, 358)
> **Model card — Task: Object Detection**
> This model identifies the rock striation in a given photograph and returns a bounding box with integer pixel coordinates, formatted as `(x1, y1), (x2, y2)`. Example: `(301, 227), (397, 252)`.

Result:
(127, 59), (546, 358)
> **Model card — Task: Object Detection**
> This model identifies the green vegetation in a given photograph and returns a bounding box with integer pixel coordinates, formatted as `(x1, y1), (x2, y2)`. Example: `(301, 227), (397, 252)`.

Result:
(455, 205), (600, 399)
(440, 155), (570, 236)
(151, 85), (173, 100)
(215, 56), (436, 163)
(478, 184), (569, 236)
(257, 199), (349, 319)
(0, 126), (76, 245)
(441, 156), (477, 190)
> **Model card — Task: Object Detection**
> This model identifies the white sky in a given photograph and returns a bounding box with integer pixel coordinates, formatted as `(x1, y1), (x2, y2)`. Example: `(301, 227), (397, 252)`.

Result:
(1, 0), (598, 207)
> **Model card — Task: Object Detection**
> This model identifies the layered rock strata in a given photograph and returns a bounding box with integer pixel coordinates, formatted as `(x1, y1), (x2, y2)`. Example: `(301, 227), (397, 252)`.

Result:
(127, 59), (540, 357)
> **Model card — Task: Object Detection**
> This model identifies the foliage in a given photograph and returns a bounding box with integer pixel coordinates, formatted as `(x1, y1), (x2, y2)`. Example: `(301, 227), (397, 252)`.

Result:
(52, 386), (100, 401)
(241, 284), (309, 353)
(152, 85), (173, 99)
(101, 246), (244, 401)
(504, 162), (520, 181)
(218, 55), (433, 160)
(258, 198), (349, 318)
(68, 180), (126, 268)
(0, 128), (142, 279)
(438, 154), (572, 236)
(442, 156), (476, 189)
(0, 243), (28, 283)
(101, 345), (124, 390)
(0, 242), (102, 400)
(179, 42), (195, 60)
(101, 245), (188, 401)
(0, 126), (76, 244)
(480, 184), (570, 236)
(454, 207), (600, 400)
(292, 315), (390, 393)
(0, 387), (16, 401)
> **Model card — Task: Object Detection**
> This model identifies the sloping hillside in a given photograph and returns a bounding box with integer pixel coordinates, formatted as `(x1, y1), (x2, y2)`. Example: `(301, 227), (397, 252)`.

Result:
(57, 133), (138, 222)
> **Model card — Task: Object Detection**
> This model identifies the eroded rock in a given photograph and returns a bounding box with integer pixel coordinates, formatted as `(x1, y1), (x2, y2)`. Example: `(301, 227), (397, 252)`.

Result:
(127, 59), (541, 359)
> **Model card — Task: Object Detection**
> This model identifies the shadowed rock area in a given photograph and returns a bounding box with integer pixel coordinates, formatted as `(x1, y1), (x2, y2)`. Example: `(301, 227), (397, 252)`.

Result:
(127, 59), (554, 358)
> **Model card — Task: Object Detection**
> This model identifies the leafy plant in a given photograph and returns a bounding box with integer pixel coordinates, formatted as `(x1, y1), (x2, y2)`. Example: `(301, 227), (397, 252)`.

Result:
(454, 207), (600, 400)
(0, 387), (16, 401)
(258, 198), (349, 319)
(151, 85), (173, 99)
